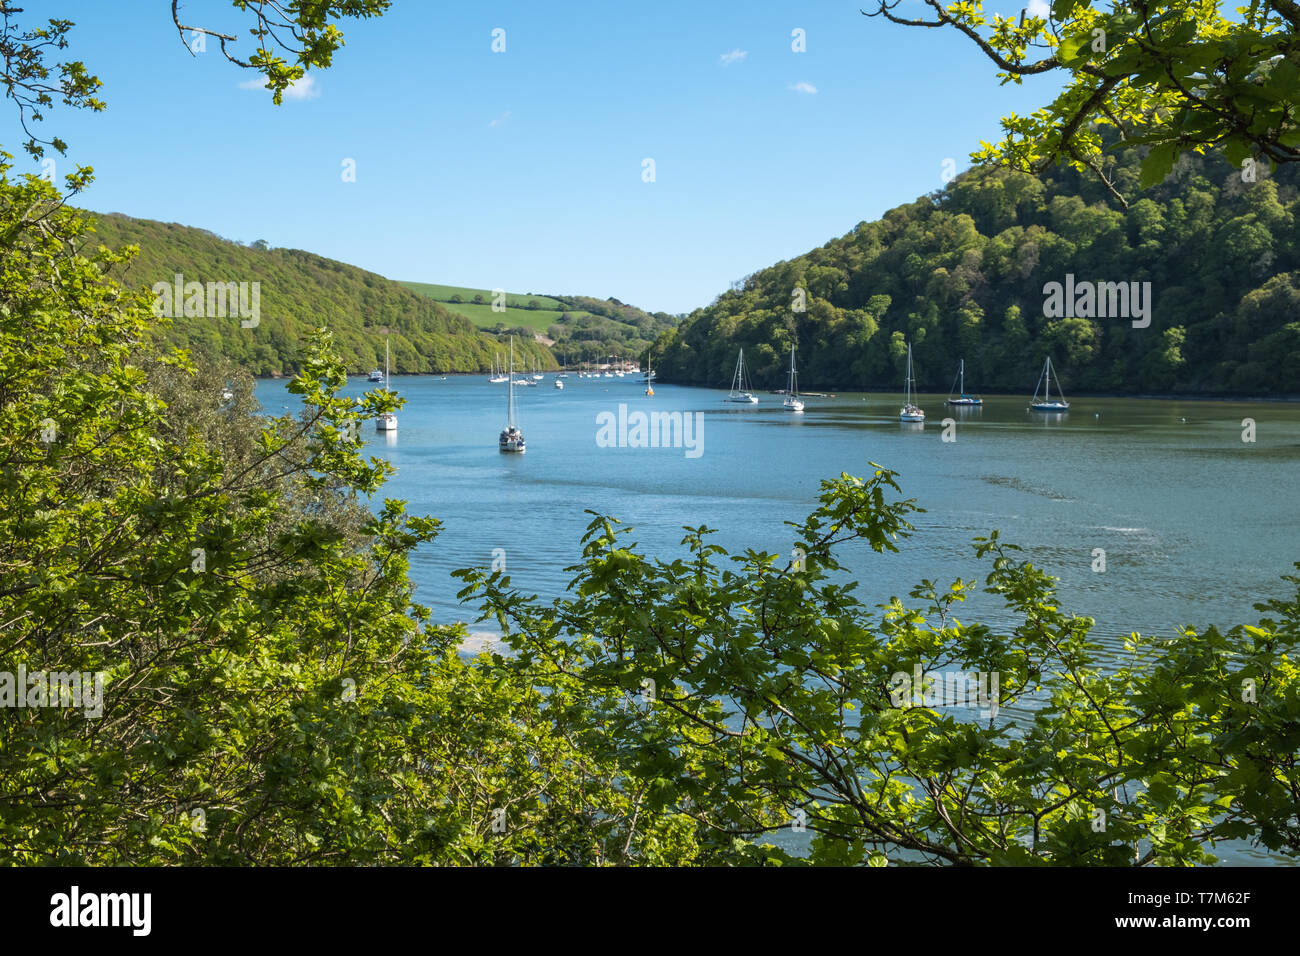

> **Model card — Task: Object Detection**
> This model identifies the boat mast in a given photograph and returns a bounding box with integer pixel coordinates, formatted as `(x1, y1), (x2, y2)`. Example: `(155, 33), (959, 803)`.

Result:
(959, 359), (965, 397)
(905, 343), (913, 405)
(508, 337), (516, 427)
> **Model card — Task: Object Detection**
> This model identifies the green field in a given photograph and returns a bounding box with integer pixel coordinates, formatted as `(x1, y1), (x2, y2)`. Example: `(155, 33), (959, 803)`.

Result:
(401, 281), (610, 333)
(402, 282), (563, 310)
(441, 301), (566, 331)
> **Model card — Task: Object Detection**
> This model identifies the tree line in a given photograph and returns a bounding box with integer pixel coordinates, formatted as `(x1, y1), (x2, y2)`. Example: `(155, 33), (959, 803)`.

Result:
(655, 142), (1300, 396)
(88, 213), (557, 376)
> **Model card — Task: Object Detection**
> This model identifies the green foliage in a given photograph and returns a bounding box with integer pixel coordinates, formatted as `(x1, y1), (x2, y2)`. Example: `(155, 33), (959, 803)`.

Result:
(6, 159), (1298, 865)
(0, 2), (387, 160)
(869, 0), (1300, 206)
(86, 214), (556, 376)
(657, 143), (1300, 395)
(0, 5), (105, 159)
(0, 159), (669, 865)
(457, 465), (1300, 865)
(403, 281), (678, 364)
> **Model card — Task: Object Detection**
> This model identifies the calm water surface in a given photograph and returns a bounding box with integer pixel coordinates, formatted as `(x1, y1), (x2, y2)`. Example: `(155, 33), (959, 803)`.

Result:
(258, 374), (1300, 643)
(258, 374), (1300, 864)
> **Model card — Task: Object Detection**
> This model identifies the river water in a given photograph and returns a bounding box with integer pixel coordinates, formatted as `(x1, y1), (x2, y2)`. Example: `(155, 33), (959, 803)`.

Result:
(257, 374), (1300, 864)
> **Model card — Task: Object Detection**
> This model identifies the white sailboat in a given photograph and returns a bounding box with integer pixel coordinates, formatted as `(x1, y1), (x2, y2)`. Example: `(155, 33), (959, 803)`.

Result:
(553, 376), (564, 389)
(783, 345), (804, 412)
(376, 338), (397, 431)
(724, 348), (759, 404)
(499, 337), (526, 453)
(532, 358), (543, 381)
(946, 358), (982, 406)
(640, 349), (657, 385)
(489, 353), (508, 384)
(899, 341), (924, 422)
(1030, 356), (1070, 412)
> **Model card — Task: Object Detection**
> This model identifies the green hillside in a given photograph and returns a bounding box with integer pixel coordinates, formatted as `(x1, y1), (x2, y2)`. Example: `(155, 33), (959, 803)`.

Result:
(401, 282), (565, 311)
(403, 280), (679, 364)
(656, 143), (1300, 396)
(85, 214), (557, 376)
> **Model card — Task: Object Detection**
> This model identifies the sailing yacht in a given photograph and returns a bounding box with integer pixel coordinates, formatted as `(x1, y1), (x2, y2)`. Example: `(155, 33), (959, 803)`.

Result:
(376, 338), (397, 431)
(724, 348), (759, 404)
(946, 359), (983, 406)
(499, 337), (526, 453)
(1030, 356), (1070, 411)
(644, 349), (655, 396)
(783, 345), (804, 412)
(899, 341), (924, 422)
(532, 358), (544, 381)
(488, 354), (509, 384)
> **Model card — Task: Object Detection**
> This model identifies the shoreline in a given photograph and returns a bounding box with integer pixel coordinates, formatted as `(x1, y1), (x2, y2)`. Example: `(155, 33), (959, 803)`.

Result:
(255, 373), (1300, 404)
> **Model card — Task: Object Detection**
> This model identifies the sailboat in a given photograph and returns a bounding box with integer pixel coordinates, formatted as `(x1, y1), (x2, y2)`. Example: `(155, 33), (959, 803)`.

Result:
(532, 358), (544, 381)
(640, 349), (657, 385)
(899, 341), (924, 422)
(783, 345), (804, 412)
(499, 337), (526, 453)
(553, 375), (564, 389)
(488, 353), (508, 384)
(724, 348), (759, 404)
(376, 338), (397, 431)
(946, 359), (982, 406)
(1030, 356), (1070, 412)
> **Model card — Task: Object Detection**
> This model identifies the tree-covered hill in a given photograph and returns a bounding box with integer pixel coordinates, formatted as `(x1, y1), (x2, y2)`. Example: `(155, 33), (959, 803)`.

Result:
(656, 146), (1300, 396)
(85, 213), (556, 376)
(403, 281), (679, 364)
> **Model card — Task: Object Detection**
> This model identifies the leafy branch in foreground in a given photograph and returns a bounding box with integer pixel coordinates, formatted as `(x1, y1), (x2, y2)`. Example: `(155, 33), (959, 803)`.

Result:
(1, 1), (390, 160)
(867, 0), (1300, 206)
(1, 158), (665, 866)
(458, 465), (1300, 865)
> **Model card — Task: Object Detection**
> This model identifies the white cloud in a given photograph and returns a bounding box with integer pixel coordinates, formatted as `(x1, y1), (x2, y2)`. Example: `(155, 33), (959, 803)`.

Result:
(282, 76), (319, 100)
(489, 111), (512, 128)
(237, 74), (319, 100)
(1027, 0), (1051, 17)
(719, 49), (747, 66)
(788, 81), (817, 94)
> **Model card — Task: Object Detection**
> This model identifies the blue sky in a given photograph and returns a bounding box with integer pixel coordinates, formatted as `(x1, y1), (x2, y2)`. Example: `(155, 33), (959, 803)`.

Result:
(35, 1), (1061, 315)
